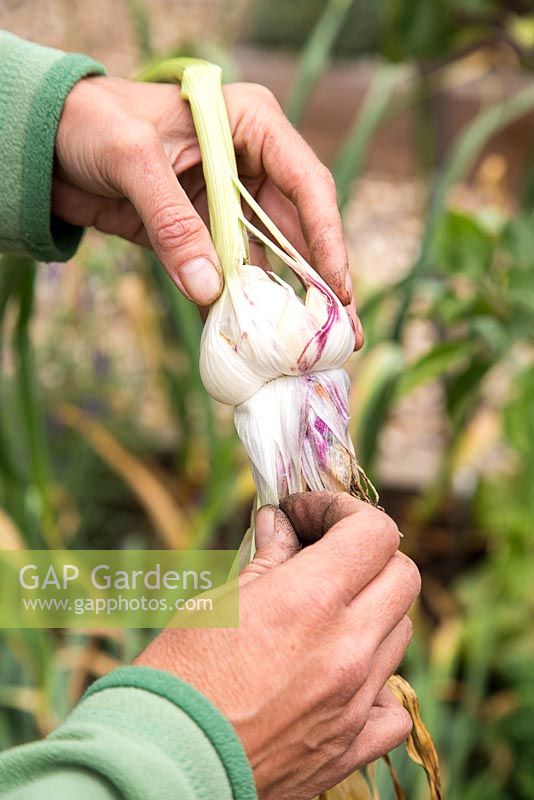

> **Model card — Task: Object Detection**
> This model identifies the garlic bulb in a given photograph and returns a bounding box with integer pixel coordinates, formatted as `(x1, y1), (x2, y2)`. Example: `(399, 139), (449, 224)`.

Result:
(200, 260), (355, 406)
(234, 369), (375, 506)
(145, 58), (377, 516)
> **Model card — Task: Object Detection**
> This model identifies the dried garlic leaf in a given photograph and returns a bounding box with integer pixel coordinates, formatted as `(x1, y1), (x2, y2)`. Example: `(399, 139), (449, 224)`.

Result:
(321, 769), (373, 799)
(387, 674), (443, 800)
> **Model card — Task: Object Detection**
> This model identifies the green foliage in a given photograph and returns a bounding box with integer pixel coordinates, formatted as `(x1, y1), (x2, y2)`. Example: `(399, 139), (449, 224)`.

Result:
(250, 0), (534, 66)
(434, 211), (494, 276)
(249, 0), (384, 57)
(354, 206), (534, 800)
(123, 0), (154, 60)
(0, 256), (56, 548)
(333, 65), (402, 210)
(385, 0), (452, 60)
(285, 0), (354, 125)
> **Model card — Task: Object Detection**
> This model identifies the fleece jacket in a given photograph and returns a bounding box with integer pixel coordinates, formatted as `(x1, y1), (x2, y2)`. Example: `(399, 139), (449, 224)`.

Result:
(0, 666), (257, 800)
(0, 30), (257, 800)
(0, 30), (104, 260)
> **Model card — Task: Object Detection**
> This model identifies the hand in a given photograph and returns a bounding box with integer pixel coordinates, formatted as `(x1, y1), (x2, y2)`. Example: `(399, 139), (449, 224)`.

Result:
(54, 76), (361, 342)
(135, 492), (421, 799)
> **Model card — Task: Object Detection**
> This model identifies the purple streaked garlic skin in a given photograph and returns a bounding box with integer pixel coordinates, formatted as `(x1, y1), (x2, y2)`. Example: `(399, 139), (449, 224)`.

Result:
(234, 369), (373, 508)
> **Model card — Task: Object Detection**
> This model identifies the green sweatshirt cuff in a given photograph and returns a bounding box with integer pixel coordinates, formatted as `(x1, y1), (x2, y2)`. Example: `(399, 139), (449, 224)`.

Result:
(83, 666), (257, 800)
(0, 31), (105, 261)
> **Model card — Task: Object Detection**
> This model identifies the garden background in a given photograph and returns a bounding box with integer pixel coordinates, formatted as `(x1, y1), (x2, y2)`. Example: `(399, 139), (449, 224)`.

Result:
(1, 1), (533, 798)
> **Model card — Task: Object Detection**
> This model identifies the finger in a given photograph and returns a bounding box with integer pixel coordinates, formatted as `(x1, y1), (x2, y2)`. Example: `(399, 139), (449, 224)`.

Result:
(344, 295), (364, 351)
(252, 179), (363, 345)
(280, 492), (401, 606)
(117, 128), (223, 305)
(343, 686), (412, 769)
(311, 683), (412, 794)
(255, 179), (363, 343)
(184, 178), (210, 229)
(279, 491), (365, 543)
(240, 507), (301, 587)
(248, 240), (270, 271)
(310, 686), (411, 795)
(346, 553), (421, 648)
(254, 180), (310, 261)
(232, 95), (351, 305)
(52, 179), (150, 246)
(345, 616), (413, 723)
(281, 491), (399, 547)
(264, 126), (351, 306)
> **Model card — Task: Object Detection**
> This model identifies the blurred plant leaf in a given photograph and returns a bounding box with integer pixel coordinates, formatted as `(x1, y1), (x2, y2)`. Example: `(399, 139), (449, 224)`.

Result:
(434, 211), (493, 276)
(123, 0), (153, 60)
(445, 356), (493, 428)
(333, 64), (402, 209)
(0, 255), (57, 547)
(507, 13), (534, 51)
(502, 369), (534, 460)
(395, 339), (477, 398)
(55, 403), (190, 549)
(351, 343), (404, 469)
(450, 407), (500, 478)
(469, 316), (506, 350)
(285, 0), (354, 126)
(14, 260), (58, 546)
(0, 686), (42, 715)
(507, 271), (534, 314)
(0, 509), (25, 550)
(393, 83), (534, 339)
(500, 212), (534, 271)
(385, 0), (452, 60)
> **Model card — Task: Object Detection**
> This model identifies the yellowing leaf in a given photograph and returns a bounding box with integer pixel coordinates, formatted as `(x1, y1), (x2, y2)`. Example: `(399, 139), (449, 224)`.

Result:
(0, 509), (25, 550)
(387, 675), (443, 800)
(322, 769), (372, 799)
(56, 404), (190, 549)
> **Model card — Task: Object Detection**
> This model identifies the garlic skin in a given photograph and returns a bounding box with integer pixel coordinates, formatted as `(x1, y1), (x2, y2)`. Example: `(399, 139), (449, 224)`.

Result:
(162, 56), (377, 572)
(234, 369), (358, 505)
(200, 263), (355, 406)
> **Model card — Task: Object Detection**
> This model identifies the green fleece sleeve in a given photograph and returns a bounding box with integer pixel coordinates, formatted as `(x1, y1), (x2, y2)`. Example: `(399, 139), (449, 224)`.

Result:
(0, 666), (257, 800)
(0, 31), (105, 261)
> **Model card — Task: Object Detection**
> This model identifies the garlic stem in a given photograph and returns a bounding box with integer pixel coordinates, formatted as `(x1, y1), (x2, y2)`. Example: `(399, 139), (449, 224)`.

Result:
(238, 213), (299, 273)
(139, 58), (248, 279)
(232, 174), (303, 267)
(139, 58), (322, 288)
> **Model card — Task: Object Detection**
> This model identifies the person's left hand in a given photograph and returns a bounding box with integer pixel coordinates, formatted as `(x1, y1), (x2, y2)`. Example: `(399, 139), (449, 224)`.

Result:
(53, 75), (362, 345)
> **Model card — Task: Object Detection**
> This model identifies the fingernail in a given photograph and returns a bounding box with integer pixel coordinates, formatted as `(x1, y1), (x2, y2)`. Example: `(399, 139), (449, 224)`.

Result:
(344, 270), (354, 300)
(179, 258), (222, 304)
(255, 505), (277, 550)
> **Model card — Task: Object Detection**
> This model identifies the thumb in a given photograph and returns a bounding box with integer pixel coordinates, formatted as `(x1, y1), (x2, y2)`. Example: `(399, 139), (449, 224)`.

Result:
(121, 130), (223, 305)
(240, 505), (301, 587)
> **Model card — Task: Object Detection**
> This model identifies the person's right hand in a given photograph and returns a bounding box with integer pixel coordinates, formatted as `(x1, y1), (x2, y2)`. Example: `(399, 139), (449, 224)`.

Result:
(135, 492), (421, 800)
